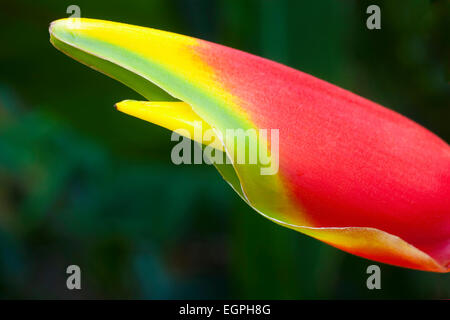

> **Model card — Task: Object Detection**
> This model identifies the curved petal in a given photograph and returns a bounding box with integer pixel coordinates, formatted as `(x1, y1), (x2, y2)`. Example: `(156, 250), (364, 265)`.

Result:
(50, 18), (450, 272)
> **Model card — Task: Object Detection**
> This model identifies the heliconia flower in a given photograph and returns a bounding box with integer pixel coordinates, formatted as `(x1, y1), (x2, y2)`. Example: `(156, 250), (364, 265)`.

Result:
(49, 18), (449, 272)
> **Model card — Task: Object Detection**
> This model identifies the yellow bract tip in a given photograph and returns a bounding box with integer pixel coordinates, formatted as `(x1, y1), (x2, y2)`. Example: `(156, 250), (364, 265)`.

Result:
(115, 100), (223, 151)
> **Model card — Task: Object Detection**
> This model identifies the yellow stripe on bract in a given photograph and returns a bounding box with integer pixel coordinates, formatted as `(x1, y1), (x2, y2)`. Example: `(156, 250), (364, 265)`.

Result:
(51, 18), (311, 227)
(115, 100), (224, 151)
(65, 19), (246, 122)
(297, 226), (447, 273)
(77, 20), (308, 226)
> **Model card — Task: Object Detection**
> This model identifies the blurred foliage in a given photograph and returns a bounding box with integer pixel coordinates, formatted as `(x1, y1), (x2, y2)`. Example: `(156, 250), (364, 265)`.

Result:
(0, 0), (448, 299)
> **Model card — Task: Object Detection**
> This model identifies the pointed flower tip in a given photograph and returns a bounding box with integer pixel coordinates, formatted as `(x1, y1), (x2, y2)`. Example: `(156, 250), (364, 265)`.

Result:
(49, 18), (71, 38)
(114, 100), (133, 112)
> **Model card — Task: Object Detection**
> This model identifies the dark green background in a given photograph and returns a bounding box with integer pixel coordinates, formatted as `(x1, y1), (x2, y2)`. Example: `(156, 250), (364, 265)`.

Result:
(0, 0), (448, 299)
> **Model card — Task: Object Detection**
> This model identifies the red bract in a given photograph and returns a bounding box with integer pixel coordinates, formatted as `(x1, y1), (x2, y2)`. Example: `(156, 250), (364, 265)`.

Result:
(50, 18), (449, 272)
